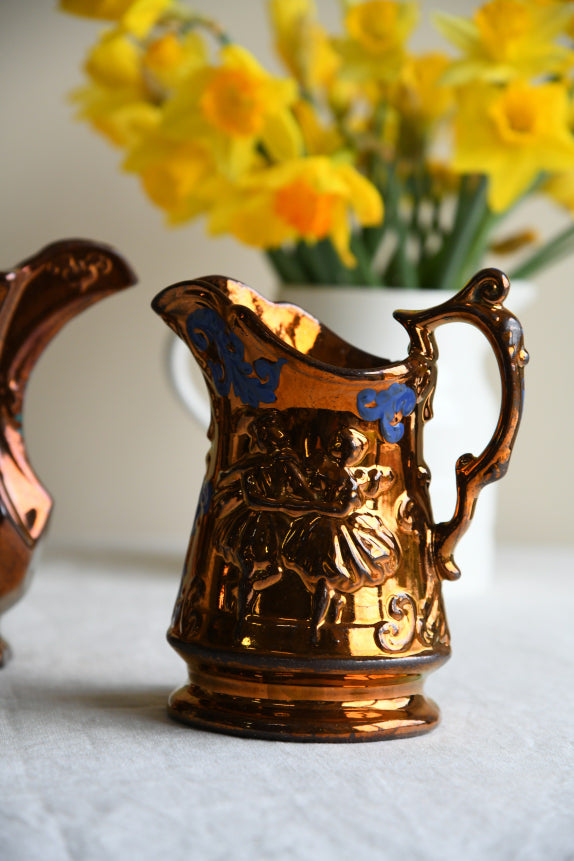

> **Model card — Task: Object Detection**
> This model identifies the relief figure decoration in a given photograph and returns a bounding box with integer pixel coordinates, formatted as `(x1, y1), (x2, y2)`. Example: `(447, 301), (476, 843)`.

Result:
(211, 410), (402, 643)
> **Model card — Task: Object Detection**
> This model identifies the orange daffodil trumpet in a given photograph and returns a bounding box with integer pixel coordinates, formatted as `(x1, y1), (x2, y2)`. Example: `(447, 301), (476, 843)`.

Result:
(61, 0), (574, 287)
(208, 157), (383, 268)
(162, 44), (303, 178)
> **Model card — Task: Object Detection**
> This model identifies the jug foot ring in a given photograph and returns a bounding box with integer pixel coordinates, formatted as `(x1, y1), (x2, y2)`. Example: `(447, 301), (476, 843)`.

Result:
(167, 670), (441, 742)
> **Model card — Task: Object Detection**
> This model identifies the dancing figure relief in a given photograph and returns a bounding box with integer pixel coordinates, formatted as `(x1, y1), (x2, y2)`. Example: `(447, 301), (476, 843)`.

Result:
(212, 410), (403, 642)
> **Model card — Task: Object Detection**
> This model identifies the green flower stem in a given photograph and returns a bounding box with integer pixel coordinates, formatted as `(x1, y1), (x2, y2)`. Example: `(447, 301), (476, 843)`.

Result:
(510, 221), (574, 280)
(383, 238), (420, 288)
(321, 238), (358, 284)
(431, 196), (443, 235)
(377, 167), (419, 288)
(461, 174), (546, 284)
(296, 241), (338, 283)
(437, 176), (489, 292)
(362, 223), (386, 258)
(462, 209), (504, 282)
(350, 233), (380, 286)
(266, 248), (309, 284)
(171, 11), (232, 45)
(268, 172), (571, 289)
(384, 213), (420, 287)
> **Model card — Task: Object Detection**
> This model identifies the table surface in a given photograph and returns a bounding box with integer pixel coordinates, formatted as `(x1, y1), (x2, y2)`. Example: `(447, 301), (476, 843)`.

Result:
(1, 543), (573, 861)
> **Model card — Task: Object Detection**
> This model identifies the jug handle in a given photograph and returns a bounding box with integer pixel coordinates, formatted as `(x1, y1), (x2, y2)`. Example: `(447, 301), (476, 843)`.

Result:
(395, 268), (529, 581)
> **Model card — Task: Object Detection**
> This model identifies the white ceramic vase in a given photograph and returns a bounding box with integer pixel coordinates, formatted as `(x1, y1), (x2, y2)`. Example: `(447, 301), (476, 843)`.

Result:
(167, 279), (534, 595)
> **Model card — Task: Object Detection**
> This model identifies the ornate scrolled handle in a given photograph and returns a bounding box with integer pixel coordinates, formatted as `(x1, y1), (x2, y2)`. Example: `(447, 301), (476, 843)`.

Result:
(395, 268), (529, 580)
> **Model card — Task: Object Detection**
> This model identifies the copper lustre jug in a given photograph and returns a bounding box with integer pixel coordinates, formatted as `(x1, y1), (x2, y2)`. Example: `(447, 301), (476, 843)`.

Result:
(0, 240), (136, 665)
(152, 267), (528, 742)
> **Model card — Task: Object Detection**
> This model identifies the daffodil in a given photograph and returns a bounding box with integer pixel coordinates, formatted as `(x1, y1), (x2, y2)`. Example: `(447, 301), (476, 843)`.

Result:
(381, 52), (454, 164)
(292, 100), (343, 156)
(208, 157), (383, 267)
(71, 83), (160, 147)
(269, 0), (340, 90)
(435, 0), (573, 84)
(393, 53), (453, 126)
(124, 131), (218, 222)
(453, 79), (574, 211)
(59, 0), (137, 19)
(143, 31), (207, 90)
(71, 27), (160, 147)
(84, 29), (145, 90)
(61, 0), (574, 286)
(121, 0), (171, 37)
(60, 0), (171, 37)
(336, 1), (418, 83)
(162, 44), (302, 178)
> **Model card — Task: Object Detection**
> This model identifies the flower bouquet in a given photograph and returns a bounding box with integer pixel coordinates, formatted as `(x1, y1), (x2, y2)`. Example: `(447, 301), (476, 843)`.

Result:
(60, 0), (574, 290)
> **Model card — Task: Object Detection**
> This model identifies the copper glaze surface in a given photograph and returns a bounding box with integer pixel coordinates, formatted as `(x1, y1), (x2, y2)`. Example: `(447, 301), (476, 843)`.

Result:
(153, 268), (528, 741)
(0, 240), (136, 665)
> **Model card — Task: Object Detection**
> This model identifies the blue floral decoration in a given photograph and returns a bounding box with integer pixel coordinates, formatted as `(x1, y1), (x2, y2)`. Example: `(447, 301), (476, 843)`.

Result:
(357, 383), (417, 443)
(186, 307), (285, 407)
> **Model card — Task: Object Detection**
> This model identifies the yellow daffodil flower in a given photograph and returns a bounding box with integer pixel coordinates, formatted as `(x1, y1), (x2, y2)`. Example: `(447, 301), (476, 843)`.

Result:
(393, 53), (453, 125)
(384, 52), (453, 161)
(121, 0), (171, 37)
(59, 0), (136, 18)
(208, 157), (383, 267)
(435, 0), (573, 84)
(124, 132), (219, 222)
(61, 0), (574, 282)
(162, 44), (302, 178)
(345, 0), (418, 56)
(84, 30), (144, 89)
(72, 83), (160, 147)
(337, 1), (418, 83)
(453, 79), (574, 211)
(292, 100), (343, 156)
(269, 0), (340, 90)
(60, 0), (171, 37)
(143, 31), (207, 90)
(72, 26), (160, 147)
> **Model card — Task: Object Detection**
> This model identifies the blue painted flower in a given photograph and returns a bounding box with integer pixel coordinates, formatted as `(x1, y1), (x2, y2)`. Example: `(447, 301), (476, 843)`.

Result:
(186, 307), (285, 407)
(357, 383), (417, 443)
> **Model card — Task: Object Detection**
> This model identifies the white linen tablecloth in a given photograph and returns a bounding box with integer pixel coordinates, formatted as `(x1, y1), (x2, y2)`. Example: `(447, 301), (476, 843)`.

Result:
(1, 544), (573, 861)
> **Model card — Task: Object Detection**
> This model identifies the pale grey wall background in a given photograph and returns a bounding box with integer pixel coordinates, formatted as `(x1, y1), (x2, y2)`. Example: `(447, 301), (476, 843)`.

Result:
(0, 1), (569, 553)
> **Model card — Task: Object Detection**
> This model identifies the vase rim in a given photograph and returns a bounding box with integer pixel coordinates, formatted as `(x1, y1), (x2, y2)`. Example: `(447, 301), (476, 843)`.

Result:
(277, 280), (535, 292)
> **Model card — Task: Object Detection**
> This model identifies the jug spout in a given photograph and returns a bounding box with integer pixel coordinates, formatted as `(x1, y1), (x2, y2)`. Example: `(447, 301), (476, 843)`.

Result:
(153, 277), (288, 413)
(152, 274), (399, 387)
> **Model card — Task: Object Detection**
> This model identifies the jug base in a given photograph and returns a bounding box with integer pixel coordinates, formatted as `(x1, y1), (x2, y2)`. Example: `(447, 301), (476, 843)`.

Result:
(167, 651), (445, 742)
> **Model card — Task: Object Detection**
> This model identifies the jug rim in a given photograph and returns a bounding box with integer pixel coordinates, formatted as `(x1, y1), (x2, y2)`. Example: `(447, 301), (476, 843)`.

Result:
(153, 274), (428, 381)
